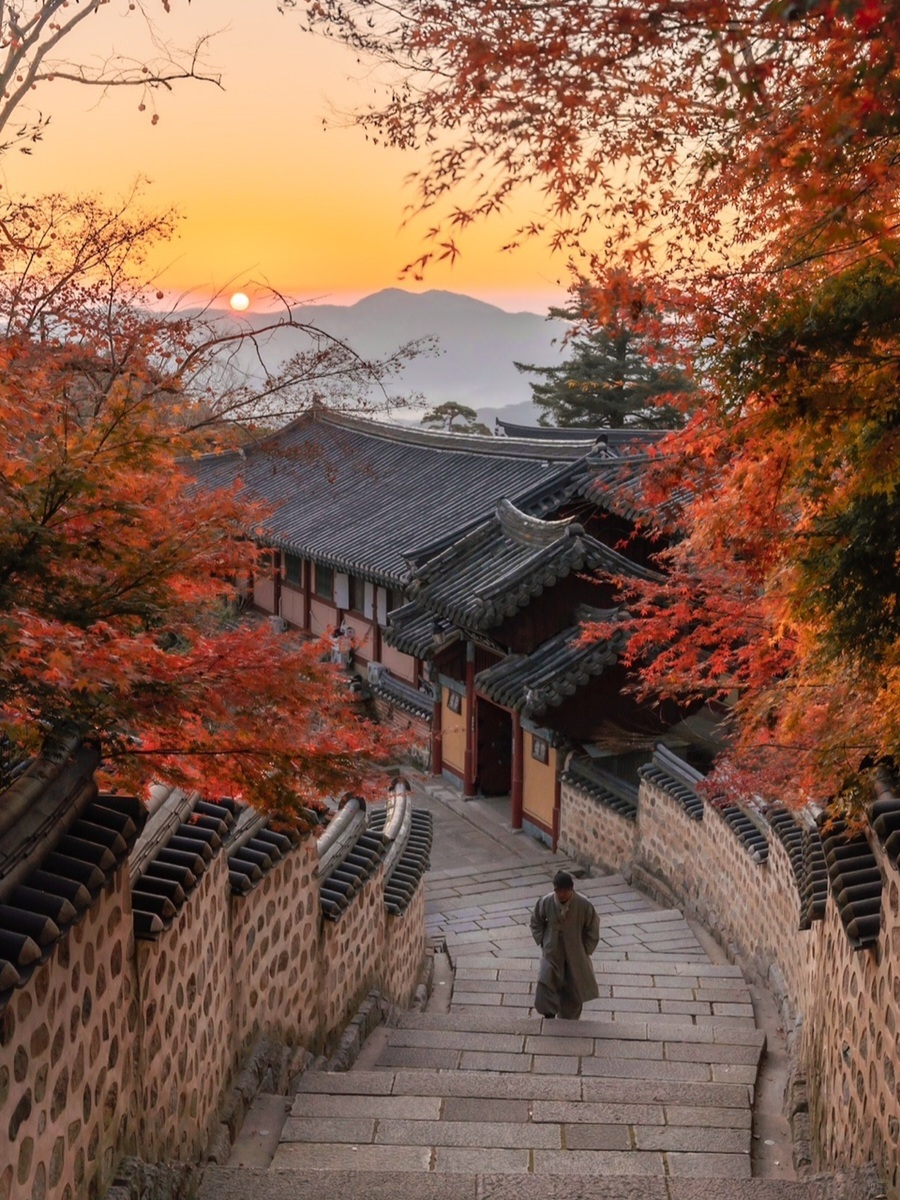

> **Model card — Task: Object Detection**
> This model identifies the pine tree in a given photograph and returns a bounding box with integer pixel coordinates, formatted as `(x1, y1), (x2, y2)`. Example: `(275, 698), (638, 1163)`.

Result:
(515, 289), (691, 429)
(421, 401), (491, 435)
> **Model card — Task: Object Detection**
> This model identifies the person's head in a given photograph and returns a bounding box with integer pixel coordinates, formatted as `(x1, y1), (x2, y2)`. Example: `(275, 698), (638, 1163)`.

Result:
(553, 870), (575, 903)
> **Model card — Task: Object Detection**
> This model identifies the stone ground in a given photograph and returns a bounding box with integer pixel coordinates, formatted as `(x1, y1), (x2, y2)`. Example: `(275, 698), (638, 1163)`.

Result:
(199, 774), (861, 1200)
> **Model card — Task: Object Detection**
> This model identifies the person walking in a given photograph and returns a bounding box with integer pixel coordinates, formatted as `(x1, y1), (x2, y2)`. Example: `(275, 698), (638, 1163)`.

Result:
(530, 870), (600, 1020)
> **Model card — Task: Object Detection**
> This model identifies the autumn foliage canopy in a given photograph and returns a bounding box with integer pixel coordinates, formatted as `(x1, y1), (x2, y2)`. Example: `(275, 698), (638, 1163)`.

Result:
(304, 0), (900, 805)
(0, 194), (405, 815)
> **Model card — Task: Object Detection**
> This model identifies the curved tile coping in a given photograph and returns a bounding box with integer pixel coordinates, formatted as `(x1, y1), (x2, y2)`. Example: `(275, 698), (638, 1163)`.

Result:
(130, 786), (235, 939)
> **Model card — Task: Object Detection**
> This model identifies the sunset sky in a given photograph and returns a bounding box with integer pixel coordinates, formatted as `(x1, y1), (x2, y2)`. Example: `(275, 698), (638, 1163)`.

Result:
(5, 0), (568, 314)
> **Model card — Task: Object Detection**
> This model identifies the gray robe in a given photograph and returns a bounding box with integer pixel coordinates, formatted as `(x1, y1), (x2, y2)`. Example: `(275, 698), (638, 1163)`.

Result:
(530, 891), (600, 1019)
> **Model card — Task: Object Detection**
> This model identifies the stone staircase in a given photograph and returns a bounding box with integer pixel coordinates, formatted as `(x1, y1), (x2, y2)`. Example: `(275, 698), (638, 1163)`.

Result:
(199, 857), (878, 1200)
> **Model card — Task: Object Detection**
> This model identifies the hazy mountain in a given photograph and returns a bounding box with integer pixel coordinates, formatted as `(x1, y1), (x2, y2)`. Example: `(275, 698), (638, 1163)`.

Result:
(196, 288), (569, 426)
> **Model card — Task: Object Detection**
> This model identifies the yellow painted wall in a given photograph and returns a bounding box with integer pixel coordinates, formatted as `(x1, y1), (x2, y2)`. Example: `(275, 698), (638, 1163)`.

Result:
(281, 586), (305, 627)
(310, 597), (336, 638)
(381, 643), (417, 682)
(523, 740), (557, 830)
(254, 577), (276, 612)
(342, 615), (375, 662)
(442, 688), (468, 776)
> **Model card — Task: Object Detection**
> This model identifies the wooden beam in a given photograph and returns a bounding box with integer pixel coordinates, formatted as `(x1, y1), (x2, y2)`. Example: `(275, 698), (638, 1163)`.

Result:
(511, 712), (524, 830)
(431, 685), (443, 777)
(463, 642), (476, 798)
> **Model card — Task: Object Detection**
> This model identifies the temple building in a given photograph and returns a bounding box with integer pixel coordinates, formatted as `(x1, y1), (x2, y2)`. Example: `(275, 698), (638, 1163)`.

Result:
(191, 407), (716, 843)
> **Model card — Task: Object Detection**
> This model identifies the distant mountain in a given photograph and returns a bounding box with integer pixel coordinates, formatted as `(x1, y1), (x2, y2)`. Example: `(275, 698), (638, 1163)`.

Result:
(195, 288), (569, 426)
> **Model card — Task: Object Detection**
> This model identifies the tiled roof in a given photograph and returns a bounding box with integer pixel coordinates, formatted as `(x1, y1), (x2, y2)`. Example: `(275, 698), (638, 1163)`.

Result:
(316, 798), (388, 921)
(189, 409), (595, 588)
(767, 808), (827, 928)
(585, 455), (687, 531)
(820, 816), (883, 950)
(639, 745), (705, 820)
(0, 742), (146, 1005)
(382, 602), (459, 660)
(871, 778), (900, 869)
(371, 671), (434, 720)
(227, 807), (302, 895)
(130, 787), (236, 938)
(496, 421), (668, 449)
(560, 756), (638, 820)
(368, 805), (433, 916)
(800, 825), (828, 928)
(474, 605), (626, 715)
(407, 498), (660, 633)
(717, 804), (769, 864)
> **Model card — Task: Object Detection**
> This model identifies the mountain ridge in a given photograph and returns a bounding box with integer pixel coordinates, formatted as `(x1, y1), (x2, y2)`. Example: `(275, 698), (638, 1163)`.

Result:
(195, 287), (569, 421)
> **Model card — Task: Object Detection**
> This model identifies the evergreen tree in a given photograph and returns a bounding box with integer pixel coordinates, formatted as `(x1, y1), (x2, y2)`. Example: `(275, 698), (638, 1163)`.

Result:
(516, 285), (692, 429)
(421, 401), (491, 434)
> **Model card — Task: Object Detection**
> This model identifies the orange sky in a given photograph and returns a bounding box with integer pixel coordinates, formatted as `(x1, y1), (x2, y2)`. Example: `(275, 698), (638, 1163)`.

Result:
(4, 1), (569, 313)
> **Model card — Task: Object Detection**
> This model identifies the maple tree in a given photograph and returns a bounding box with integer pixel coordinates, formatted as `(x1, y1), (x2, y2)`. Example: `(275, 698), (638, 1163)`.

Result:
(301, 0), (900, 805)
(582, 253), (899, 806)
(0, 0), (221, 157)
(302, 0), (900, 276)
(515, 276), (691, 429)
(0, 191), (412, 814)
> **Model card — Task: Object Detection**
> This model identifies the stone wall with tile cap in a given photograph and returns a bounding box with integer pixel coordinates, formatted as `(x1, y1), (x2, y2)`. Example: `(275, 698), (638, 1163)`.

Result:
(0, 867), (137, 1200)
(1, 812), (427, 1200)
(371, 695), (431, 770)
(802, 850), (900, 1197)
(135, 854), (236, 1163)
(561, 768), (900, 1196)
(382, 881), (427, 1008)
(557, 778), (637, 875)
(231, 840), (320, 1055)
(319, 865), (387, 1050)
(637, 777), (811, 1007)
(637, 776), (900, 1195)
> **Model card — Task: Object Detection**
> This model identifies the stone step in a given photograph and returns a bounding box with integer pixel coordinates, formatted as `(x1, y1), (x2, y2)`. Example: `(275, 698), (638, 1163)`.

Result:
(359, 1003), (763, 1088)
(199, 1165), (873, 1198)
(297, 1067), (752, 1110)
(292, 1059), (758, 1165)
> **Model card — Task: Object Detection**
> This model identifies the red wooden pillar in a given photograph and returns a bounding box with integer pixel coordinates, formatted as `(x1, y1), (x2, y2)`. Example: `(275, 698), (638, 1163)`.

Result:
(511, 712), (524, 830)
(303, 559), (312, 631)
(552, 772), (562, 852)
(463, 642), (476, 798)
(373, 615), (382, 665)
(273, 549), (282, 617)
(431, 684), (443, 777)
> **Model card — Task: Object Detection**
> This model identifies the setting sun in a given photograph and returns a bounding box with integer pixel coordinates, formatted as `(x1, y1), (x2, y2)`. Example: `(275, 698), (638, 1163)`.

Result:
(229, 292), (250, 311)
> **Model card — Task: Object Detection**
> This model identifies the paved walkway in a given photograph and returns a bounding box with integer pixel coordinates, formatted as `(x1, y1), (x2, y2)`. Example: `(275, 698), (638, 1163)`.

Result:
(202, 775), (825, 1200)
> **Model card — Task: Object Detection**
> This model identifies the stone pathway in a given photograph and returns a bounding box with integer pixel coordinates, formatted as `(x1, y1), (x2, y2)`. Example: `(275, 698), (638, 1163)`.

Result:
(200, 778), (857, 1200)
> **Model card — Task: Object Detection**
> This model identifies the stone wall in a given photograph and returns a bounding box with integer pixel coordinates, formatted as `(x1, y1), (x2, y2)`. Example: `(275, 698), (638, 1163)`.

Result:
(638, 782), (810, 1006)
(383, 883), (427, 1008)
(231, 842), (320, 1055)
(136, 857), (235, 1163)
(560, 772), (900, 1197)
(371, 696), (431, 770)
(557, 779), (637, 875)
(320, 867), (387, 1049)
(0, 868), (136, 1200)
(803, 856), (900, 1195)
(1, 825), (427, 1200)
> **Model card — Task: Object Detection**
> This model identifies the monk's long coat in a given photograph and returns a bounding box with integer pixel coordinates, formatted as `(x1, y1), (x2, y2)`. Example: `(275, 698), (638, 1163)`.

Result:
(530, 891), (600, 1010)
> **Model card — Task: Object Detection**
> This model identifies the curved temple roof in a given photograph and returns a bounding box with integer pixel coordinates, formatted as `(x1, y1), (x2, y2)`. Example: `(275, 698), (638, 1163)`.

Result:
(407, 498), (660, 632)
(475, 605), (627, 715)
(188, 409), (595, 587)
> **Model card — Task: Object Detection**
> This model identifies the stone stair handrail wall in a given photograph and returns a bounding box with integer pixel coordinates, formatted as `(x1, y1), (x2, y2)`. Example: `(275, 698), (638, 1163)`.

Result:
(557, 747), (900, 1196)
(0, 762), (427, 1200)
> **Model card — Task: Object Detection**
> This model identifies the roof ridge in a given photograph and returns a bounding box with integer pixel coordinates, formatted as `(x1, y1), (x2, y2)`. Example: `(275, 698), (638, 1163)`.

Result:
(496, 497), (581, 546)
(316, 408), (591, 460)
